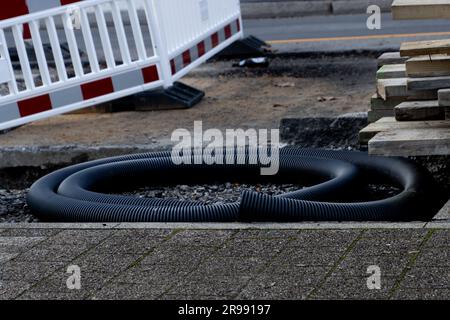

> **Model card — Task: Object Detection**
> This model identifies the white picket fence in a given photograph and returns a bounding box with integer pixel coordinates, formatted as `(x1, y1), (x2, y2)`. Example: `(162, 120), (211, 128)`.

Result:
(0, 0), (243, 130)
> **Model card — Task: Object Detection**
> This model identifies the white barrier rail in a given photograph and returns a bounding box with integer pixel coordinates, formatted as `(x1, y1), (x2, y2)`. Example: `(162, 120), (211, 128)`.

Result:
(0, 0), (243, 131)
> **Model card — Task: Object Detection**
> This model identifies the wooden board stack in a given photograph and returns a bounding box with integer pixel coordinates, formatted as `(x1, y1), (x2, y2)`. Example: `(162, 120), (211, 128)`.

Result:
(360, 0), (450, 157)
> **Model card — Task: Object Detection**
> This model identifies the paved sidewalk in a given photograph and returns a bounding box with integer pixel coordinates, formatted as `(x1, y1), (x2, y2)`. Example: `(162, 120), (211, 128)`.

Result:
(0, 224), (448, 300)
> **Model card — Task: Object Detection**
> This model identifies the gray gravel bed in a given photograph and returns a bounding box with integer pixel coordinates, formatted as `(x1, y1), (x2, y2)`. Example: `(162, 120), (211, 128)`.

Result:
(125, 183), (303, 205)
(0, 189), (36, 223)
(0, 182), (402, 223)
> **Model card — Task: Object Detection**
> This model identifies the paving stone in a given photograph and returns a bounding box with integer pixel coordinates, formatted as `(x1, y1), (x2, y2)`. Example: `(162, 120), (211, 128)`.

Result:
(0, 229), (60, 237)
(217, 238), (289, 258)
(415, 248), (450, 267)
(91, 282), (168, 300)
(269, 246), (344, 268)
(90, 236), (163, 256)
(0, 261), (65, 282)
(168, 274), (251, 298)
(73, 253), (142, 273)
(14, 244), (91, 263)
(166, 230), (235, 247)
(39, 229), (116, 246)
(424, 230), (450, 248)
(237, 273), (319, 300)
(234, 229), (300, 239)
(17, 290), (90, 300)
(0, 227), (448, 300)
(30, 269), (124, 294)
(392, 288), (450, 300)
(0, 236), (46, 254)
(400, 267), (450, 289)
(258, 267), (328, 288)
(114, 229), (174, 238)
(353, 229), (427, 254)
(139, 245), (217, 266)
(311, 275), (398, 300)
(0, 281), (33, 300)
(337, 253), (411, 277)
(0, 253), (18, 263)
(286, 230), (360, 248)
(116, 264), (192, 285)
(190, 256), (269, 277)
(157, 294), (229, 300)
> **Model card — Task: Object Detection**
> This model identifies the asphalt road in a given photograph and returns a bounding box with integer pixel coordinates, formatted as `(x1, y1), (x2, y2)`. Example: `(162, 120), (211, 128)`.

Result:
(244, 13), (450, 53)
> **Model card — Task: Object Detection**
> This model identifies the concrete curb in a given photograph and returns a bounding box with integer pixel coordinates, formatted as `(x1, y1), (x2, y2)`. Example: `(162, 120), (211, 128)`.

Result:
(241, 1), (331, 19)
(1, 221), (448, 229)
(240, 0), (393, 19)
(0, 144), (170, 169)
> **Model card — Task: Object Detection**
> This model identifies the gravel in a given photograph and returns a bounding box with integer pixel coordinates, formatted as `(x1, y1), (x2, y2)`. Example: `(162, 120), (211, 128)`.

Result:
(0, 182), (404, 223)
(0, 189), (36, 223)
(125, 183), (303, 205)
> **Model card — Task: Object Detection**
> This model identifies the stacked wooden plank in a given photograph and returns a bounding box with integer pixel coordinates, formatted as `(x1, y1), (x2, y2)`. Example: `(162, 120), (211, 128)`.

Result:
(359, 0), (450, 157)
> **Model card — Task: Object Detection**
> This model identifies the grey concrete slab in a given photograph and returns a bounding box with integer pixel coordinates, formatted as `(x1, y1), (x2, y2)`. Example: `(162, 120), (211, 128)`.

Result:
(237, 271), (322, 300)
(91, 283), (168, 300)
(286, 230), (361, 248)
(414, 248), (450, 267)
(0, 236), (45, 248)
(14, 244), (92, 263)
(0, 228), (60, 237)
(311, 275), (398, 300)
(167, 274), (251, 298)
(139, 246), (218, 270)
(29, 270), (122, 298)
(114, 265), (191, 286)
(392, 288), (450, 300)
(0, 253), (18, 263)
(424, 230), (450, 248)
(217, 238), (290, 258)
(16, 290), (89, 301)
(157, 294), (230, 300)
(0, 261), (65, 283)
(400, 267), (450, 289)
(336, 253), (412, 277)
(234, 229), (301, 239)
(166, 230), (235, 248)
(350, 230), (428, 256)
(189, 256), (269, 278)
(0, 281), (33, 300)
(1, 227), (448, 300)
(269, 246), (345, 268)
(39, 229), (116, 246)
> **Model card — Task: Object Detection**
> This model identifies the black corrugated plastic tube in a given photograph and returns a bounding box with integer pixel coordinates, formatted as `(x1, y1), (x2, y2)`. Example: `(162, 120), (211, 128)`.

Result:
(27, 147), (446, 222)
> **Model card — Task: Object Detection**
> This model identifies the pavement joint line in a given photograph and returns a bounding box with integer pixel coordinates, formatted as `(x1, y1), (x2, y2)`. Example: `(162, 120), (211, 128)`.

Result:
(86, 229), (183, 300)
(156, 229), (241, 300)
(0, 222), (438, 230)
(306, 229), (367, 299)
(14, 228), (122, 300)
(230, 231), (301, 300)
(0, 229), (66, 298)
(6, 229), (66, 264)
(387, 229), (435, 300)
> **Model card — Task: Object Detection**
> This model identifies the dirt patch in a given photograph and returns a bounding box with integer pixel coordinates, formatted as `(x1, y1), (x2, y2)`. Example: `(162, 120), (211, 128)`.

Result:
(0, 55), (376, 149)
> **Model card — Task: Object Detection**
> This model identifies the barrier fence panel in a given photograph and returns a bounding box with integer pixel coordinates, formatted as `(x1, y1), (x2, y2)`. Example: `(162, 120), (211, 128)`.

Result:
(0, 0), (243, 131)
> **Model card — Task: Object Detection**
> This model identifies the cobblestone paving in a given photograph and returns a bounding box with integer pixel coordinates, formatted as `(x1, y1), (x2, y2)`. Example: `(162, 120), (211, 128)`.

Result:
(0, 227), (448, 300)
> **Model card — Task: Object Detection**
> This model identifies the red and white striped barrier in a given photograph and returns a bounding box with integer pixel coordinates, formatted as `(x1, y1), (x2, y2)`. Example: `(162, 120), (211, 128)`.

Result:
(0, 1), (83, 21)
(0, 0), (243, 130)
